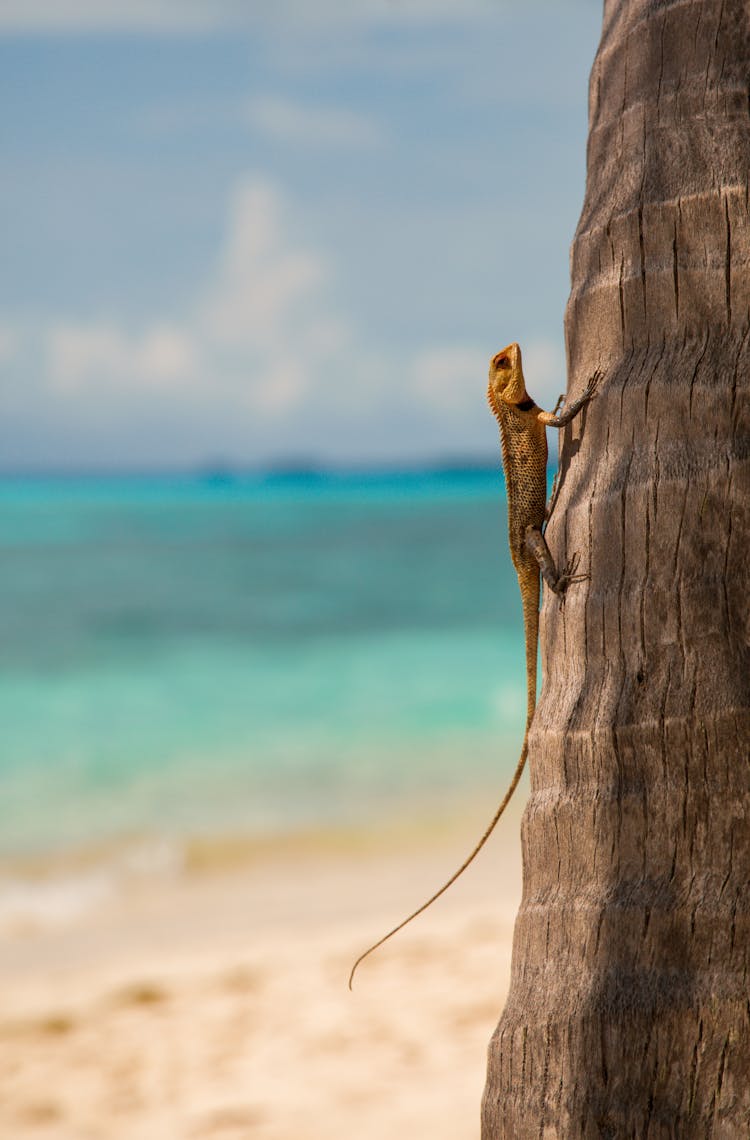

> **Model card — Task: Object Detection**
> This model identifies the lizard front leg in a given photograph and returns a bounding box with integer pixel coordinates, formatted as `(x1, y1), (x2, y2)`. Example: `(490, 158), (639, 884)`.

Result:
(537, 370), (601, 428)
(524, 525), (586, 596)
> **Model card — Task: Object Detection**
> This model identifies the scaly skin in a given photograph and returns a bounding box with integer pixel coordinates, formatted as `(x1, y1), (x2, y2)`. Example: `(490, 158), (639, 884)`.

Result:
(348, 343), (598, 989)
(488, 341), (598, 736)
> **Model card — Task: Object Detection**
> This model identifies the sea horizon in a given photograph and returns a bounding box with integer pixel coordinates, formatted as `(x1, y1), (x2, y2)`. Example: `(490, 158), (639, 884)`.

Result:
(0, 454), (503, 484)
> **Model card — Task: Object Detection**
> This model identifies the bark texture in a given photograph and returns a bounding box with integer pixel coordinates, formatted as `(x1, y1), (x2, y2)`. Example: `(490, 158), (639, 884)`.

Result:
(482, 1), (750, 1135)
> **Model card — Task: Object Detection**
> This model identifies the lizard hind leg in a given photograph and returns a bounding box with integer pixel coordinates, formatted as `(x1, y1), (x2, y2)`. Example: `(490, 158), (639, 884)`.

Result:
(554, 551), (590, 604)
(523, 526), (588, 598)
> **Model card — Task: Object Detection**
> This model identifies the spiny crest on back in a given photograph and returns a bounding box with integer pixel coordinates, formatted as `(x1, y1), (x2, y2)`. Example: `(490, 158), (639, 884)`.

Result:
(487, 377), (502, 422)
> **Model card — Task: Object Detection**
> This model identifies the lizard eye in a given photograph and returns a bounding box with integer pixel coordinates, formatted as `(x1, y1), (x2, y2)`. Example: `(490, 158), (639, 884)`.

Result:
(496, 356), (510, 370)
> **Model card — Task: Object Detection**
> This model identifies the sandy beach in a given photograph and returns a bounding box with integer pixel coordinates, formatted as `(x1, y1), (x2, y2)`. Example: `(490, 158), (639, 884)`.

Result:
(0, 808), (523, 1140)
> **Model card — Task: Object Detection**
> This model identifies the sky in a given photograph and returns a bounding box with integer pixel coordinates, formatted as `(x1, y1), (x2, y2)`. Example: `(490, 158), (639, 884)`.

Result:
(0, 0), (603, 472)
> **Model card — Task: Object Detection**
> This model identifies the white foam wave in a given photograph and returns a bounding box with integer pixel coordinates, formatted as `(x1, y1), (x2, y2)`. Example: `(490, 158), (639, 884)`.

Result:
(0, 838), (184, 935)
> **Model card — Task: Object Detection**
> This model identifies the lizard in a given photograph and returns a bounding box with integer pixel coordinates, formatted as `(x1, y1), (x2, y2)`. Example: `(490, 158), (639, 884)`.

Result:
(348, 341), (599, 989)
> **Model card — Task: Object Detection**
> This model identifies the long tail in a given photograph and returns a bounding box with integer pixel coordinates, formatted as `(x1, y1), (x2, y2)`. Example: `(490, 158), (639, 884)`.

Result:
(348, 728), (531, 989)
(348, 577), (539, 990)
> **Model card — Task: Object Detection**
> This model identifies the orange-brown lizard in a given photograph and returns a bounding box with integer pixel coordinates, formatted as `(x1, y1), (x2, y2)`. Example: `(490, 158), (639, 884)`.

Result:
(348, 342), (599, 988)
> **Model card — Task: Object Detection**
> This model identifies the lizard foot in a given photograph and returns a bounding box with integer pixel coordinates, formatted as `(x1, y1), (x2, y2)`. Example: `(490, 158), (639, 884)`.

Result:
(555, 552), (589, 605)
(582, 369), (603, 402)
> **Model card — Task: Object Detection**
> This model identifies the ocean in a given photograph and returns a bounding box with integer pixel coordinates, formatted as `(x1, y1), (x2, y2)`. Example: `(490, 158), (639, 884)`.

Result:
(0, 470), (528, 923)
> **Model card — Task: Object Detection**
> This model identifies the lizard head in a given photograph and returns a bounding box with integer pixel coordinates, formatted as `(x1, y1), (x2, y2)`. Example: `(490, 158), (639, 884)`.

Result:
(487, 342), (528, 415)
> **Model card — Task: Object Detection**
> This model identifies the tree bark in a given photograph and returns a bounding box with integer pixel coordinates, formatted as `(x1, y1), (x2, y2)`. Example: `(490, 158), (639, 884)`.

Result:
(482, 1), (750, 1135)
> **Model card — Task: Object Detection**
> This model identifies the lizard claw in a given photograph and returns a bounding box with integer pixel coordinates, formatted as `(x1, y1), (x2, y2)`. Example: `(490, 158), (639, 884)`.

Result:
(583, 369), (603, 402)
(555, 552), (589, 605)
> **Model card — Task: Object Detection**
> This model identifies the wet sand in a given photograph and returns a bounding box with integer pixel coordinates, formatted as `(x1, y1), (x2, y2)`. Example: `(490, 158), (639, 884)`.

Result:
(0, 810), (523, 1139)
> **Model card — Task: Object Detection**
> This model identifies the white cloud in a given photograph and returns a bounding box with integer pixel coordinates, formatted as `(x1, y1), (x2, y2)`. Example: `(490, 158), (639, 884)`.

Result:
(200, 177), (349, 413)
(138, 94), (384, 152)
(246, 97), (383, 149)
(43, 175), (349, 419)
(411, 345), (488, 414)
(0, 326), (17, 365)
(139, 326), (198, 380)
(202, 180), (325, 349)
(48, 322), (198, 392)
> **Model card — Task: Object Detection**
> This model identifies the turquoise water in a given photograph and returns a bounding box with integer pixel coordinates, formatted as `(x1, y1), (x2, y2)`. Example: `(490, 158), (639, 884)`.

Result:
(0, 471), (527, 860)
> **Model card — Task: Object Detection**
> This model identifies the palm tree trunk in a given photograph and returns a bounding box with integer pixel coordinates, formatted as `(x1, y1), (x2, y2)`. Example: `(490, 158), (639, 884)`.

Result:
(482, 0), (750, 1134)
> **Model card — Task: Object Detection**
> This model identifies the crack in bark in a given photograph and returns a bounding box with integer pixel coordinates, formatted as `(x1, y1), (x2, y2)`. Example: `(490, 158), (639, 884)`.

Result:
(639, 502), (650, 658)
(638, 204), (648, 322)
(708, 1032), (731, 1132)
(722, 476), (734, 638)
(656, 14), (667, 118)
(618, 254), (626, 348)
(536, 1019), (552, 1140)
(600, 1014), (609, 1088)
(724, 193), (732, 324)
(693, 1), (704, 57)
(688, 1017), (704, 1114)
(620, 31), (629, 154)
(687, 329), (710, 419)
(614, 441), (636, 733)
(672, 220), (680, 321)
(729, 323), (748, 439)
(641, 780), (650, 882)
(714, 0), (726, 55)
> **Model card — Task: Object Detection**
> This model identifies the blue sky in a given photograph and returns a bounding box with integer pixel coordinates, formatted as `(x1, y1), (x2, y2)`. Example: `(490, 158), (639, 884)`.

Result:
(0, 0), (602, 471)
